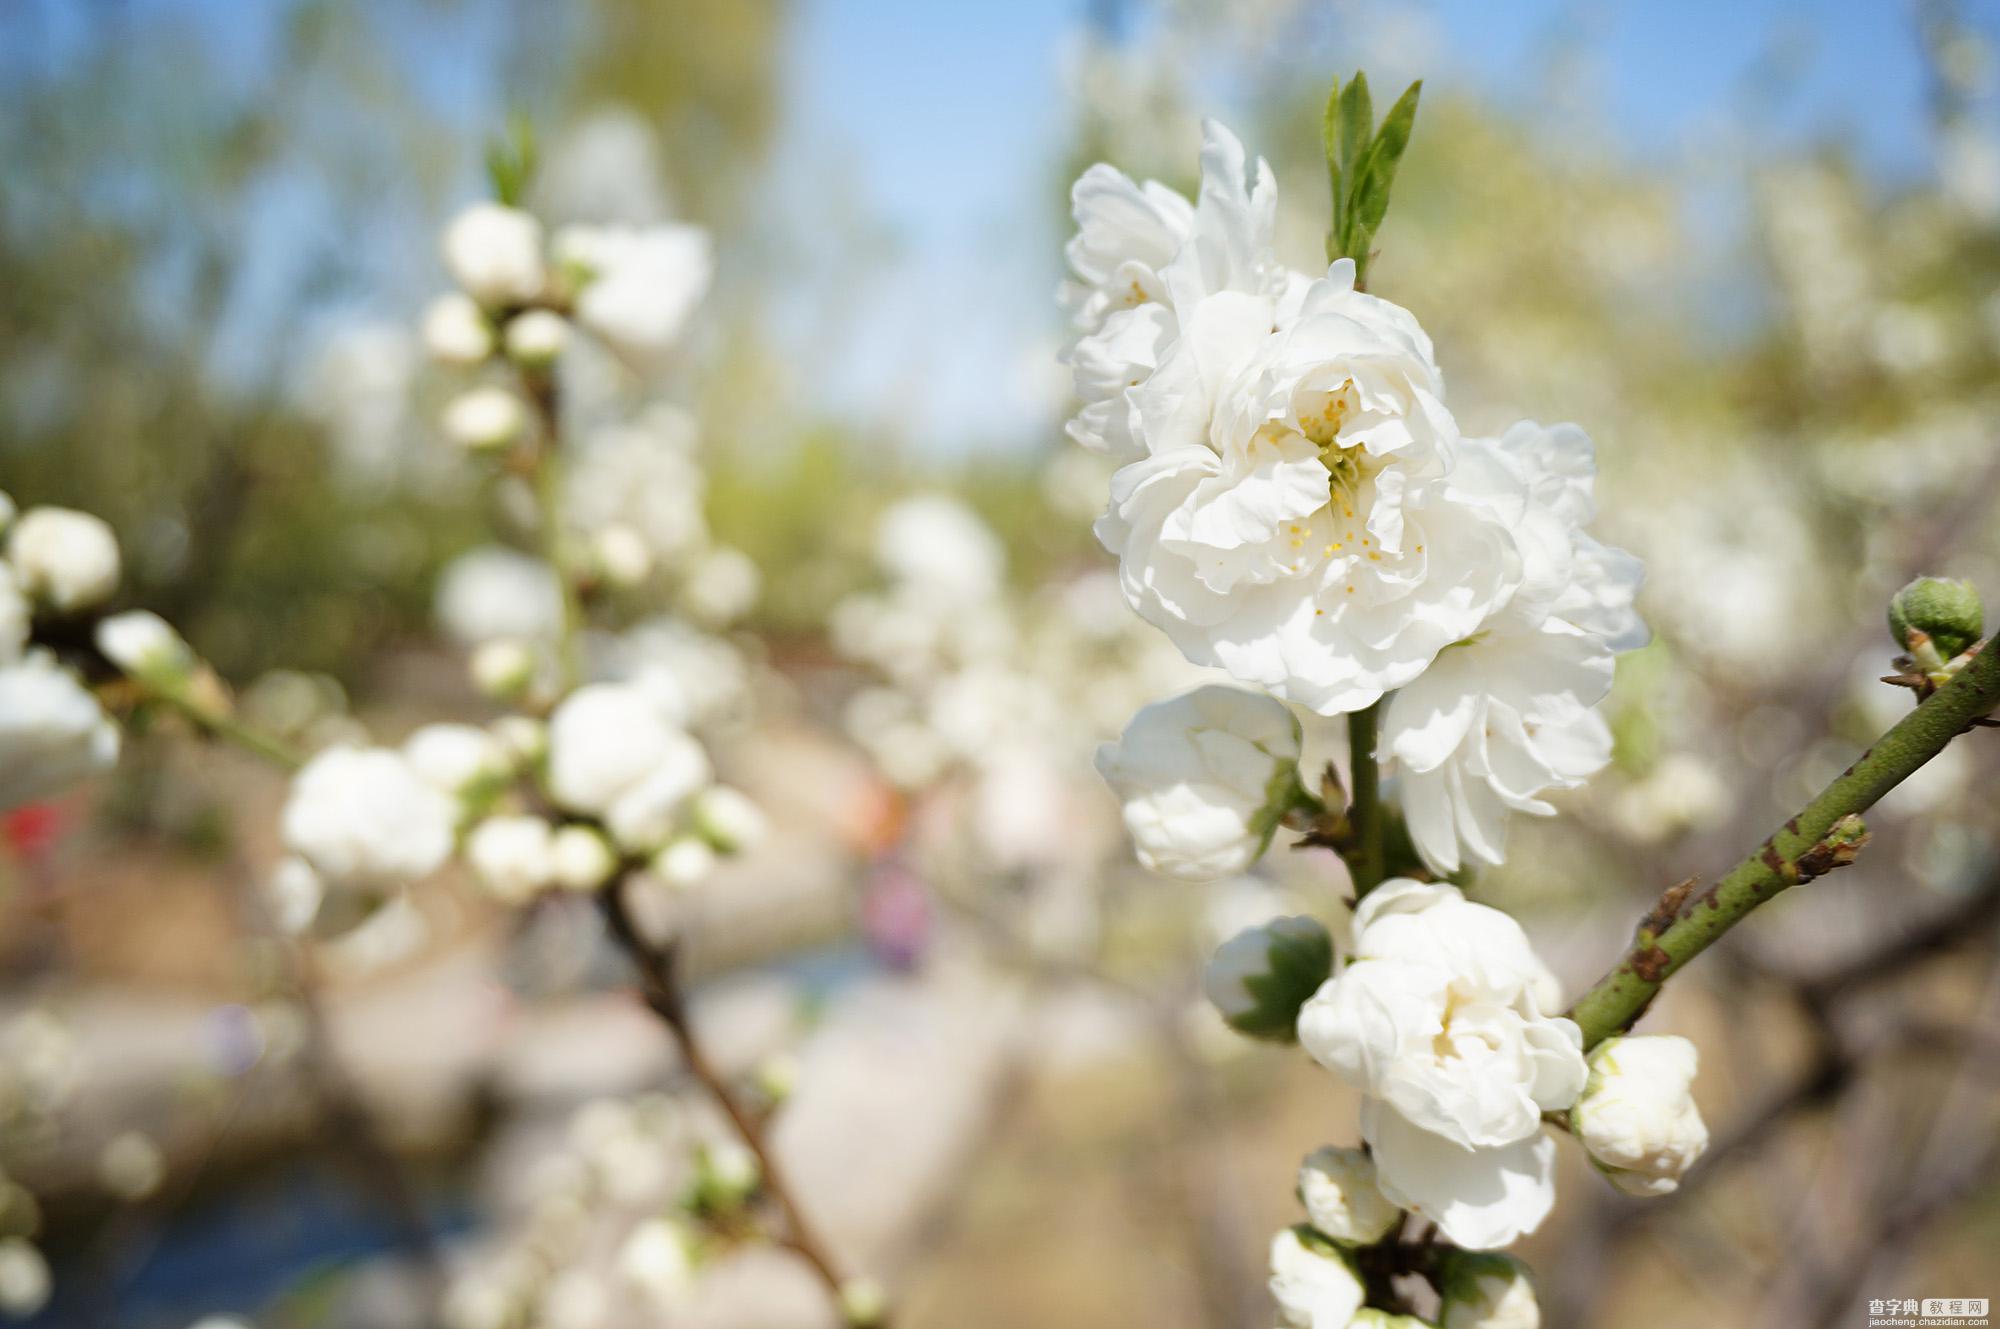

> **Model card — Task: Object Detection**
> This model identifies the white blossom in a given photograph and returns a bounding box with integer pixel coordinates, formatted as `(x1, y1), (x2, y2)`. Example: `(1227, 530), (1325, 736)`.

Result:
(1095, 685), (1302, 882)
(1297, 880), (1584, 1248)
(465, 815), (556, 904)
(1268, 1226), (1364, 1329)
(1571, 1035), (1709, 1196)
(558, 222), (712, 358)
(546, 682), (710, 851)
(421, 292), (494, 365)
(443, 202), (545, 307)
(1297, 1145), (1402, 1245)
(280, 746), (455, 886)
(875, 494), (1005, 601)
(681, 545), (760, 624)
(436, 547), (564, 647)
(8, 506), (120, 613)
(1382, 422), (1644, 873)
(0, 653), (119, 810)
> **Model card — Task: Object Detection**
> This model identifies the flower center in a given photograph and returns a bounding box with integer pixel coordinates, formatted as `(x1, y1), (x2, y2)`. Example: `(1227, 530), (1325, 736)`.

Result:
(1297, 382), (1374, 506)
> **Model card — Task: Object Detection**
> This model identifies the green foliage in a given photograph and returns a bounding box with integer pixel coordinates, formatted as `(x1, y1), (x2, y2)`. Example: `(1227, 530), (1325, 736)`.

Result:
(486, 114), (540, 207)
(1321, 72), (1422, 285)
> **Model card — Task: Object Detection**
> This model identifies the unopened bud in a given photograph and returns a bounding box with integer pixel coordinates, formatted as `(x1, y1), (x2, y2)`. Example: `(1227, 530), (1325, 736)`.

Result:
(94, 610), (193, 684)
(690, 785), (766, 855)
(1888, 576), (1983, 663)
(593, 524), (654, 588)
(504, 310), (570, 368)
(687, 1140), (760, 1211)
(839, 1277), (888, 1327)
(549, 824), (616, 892)
(421, 293), (494, 366)
(471, 639), (539, 700)
(1297, 1146), (1400, 1244)
(1438, 1250), (1540, 1329)
(1570, 1035), (1709, 1196)
(752, 1050), (799, 1105)
(653, 836), (717, 890)
(442, 386), (526, 453)
(1203, 916), (1333, 1042)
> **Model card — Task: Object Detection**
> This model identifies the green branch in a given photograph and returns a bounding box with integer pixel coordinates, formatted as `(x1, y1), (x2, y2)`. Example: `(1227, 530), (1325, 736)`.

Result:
(1346, 701), (1387, 896)
(1569, 640), (2000, 1048)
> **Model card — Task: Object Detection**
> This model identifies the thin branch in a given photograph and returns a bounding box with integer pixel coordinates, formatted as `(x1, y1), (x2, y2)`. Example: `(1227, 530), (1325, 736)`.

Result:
(1569, 639), (2000, 1047)
(596, 877), (874, 1320)
(1345, 702), (1386, 896)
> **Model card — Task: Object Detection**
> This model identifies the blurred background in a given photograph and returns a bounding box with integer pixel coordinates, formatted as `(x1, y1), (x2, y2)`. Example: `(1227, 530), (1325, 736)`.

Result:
(4, 1), (2000, 1326)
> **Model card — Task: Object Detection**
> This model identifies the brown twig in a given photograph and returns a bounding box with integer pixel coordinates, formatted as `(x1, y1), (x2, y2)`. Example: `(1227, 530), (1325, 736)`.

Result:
(596, 875), (874, 1322)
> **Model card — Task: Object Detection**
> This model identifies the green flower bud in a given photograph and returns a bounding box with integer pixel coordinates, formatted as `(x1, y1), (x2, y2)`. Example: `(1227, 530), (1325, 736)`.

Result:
(1203, 916), (1334, 1042)
(1437, 1250), (1540, 1329)
(1888, 576), (1983, 662)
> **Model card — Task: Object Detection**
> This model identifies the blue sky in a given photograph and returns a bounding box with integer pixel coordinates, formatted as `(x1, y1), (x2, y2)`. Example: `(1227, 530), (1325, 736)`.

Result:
(774, 0), (1988, 451)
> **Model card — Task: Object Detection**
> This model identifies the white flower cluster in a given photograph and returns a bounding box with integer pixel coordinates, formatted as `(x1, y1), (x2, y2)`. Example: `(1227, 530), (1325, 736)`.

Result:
(1064, 121), (1646, 877)
(0, 497), (123, 811)
(832, 494), (1208, 892)
(1062, 118), (1709, 1316)
(424, 198), (712, 457)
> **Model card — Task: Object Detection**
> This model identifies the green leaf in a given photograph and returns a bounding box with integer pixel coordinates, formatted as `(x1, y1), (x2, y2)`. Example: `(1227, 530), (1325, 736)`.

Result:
(1336, 71), (1374, 189)
(1322, 78), (1345, 265)
(1352, 79), (1422, 236)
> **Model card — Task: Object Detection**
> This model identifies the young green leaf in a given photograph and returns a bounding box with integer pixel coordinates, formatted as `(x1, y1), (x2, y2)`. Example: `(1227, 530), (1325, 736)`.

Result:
(1322, 77), (1345, 264)
(1352, 79), (1422, 236)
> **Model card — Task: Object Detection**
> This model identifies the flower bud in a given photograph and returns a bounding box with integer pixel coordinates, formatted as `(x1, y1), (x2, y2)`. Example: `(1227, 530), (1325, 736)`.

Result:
(421, 293), (494, 366)
(689, 785), (766, 855)
(1269, 1225), (1364, 1329)
(593, 523), (654, 588)
(442, 386), (526, 453)
(1204, 916), (1332, 1043)
(688, 1140), (760, 1211)
(464, 815), (555, 904)
(753, 1050), (799, 1105)
(1438, 1250), (1541, 1329)
(618, 1216), (698, 1307)
(490, 715), (548, 769)
(94, 610), (192, 683)
(403, 723), (510, 804)
(470, 639), (538, 700)
(504, 309), (570, 368)
(8, 506), (120, 613)
(653, 836), (717, 890)
(1888, 576), (1983, 662)
(839, 1277), (888, 1327)
(1570, 1035), (1708, 1196)
(1297, 1145), (1401, 1244)
(1095, 684), (1305, 882)
(549, 824), (616, 892)
(442, 202), (544, 307)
